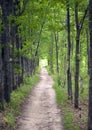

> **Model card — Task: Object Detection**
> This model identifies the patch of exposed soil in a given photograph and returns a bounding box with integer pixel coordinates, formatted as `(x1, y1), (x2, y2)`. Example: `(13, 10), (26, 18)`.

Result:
(15, 68), (63, 130)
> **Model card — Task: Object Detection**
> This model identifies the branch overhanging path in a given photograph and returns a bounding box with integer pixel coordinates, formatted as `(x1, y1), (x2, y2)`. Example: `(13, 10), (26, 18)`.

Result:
(16, 68), (63, 130)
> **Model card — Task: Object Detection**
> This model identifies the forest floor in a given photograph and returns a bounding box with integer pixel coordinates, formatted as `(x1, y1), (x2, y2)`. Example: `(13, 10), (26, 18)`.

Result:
(15, 67), (63, 130)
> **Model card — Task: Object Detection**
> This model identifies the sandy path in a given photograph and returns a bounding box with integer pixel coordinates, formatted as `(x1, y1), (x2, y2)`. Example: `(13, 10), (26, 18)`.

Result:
(16, 68), (63, 130)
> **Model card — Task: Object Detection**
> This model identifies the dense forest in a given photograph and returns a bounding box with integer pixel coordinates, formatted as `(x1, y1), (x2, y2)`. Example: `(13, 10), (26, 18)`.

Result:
(0, 0), (92, 130)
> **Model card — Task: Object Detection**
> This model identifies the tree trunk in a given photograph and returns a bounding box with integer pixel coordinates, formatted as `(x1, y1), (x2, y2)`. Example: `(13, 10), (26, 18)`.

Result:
(55, 33), (59, 73)
(1, 0), (11, 103)
(88, 0), (92, 129)
(0, 35), (4, 110)
(74, 2), (80, 108)
(74, 2), (88, 109)
(49, 32), (54, 73)
(67, 2), (72, 100)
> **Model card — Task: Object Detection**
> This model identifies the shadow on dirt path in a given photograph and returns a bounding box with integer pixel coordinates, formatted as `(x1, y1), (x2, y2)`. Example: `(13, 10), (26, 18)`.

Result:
(16, 67), (63, 130)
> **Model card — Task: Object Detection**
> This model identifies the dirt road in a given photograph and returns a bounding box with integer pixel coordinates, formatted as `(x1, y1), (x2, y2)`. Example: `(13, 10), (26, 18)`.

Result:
(16, 68), (63, 130)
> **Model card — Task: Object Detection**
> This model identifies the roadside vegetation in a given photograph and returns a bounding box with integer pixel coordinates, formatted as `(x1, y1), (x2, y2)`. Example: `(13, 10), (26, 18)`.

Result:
(53, 74), (88, 130)
(0, 72), (40, 130)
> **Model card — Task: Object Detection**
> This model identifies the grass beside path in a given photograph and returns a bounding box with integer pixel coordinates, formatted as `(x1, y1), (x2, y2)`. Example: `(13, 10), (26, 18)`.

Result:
(2, 72), (40, 130)
(53, 75), (88, 130)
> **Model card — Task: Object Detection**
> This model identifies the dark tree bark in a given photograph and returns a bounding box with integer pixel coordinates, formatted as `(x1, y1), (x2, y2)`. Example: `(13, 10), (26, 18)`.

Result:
(1, 0), (11, 103)
(0, 0), (32, 106)
(50, 42), (54, 73)
(74, 2), (80, 108)
(66, 2), (72, 100)
(0, 3), (4, 109)
(49, 32), (54, 73)
(9, 1), (15, 92)
(0, 34), (4, 110)
(88, 0), (92, 129)
(55, 33), (59, 73)
(21, 44), (24, 82)
(74, 3), (88, 108)
(10, 25), (15, 91)
(14, 0), (23, 87)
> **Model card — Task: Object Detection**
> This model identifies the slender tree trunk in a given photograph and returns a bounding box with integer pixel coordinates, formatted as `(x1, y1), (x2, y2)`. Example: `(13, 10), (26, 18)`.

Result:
(10, 25), (15, 90)
(21, 44), (24, 82)
(0, 35), (4, 110)
(51, 32), (54, 73)
(49, 32), (54, 73)
(74, 2), (80, 108)
(88, 0), (92, 129)
(0, 7), (4, 109)
(74, 2), (88, 108)
(67, 2), (72, 100)
(55, 33), (59, 73)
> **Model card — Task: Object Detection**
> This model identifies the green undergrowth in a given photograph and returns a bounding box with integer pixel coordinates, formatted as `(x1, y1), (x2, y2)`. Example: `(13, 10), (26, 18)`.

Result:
(3, 72), (40, 130)
(53, 75), (80, 130)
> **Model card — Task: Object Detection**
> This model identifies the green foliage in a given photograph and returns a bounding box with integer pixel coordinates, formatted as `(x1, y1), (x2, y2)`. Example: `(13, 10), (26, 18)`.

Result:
(3, 112), (15, 128)
(51, 65), (88, 130)
(14, 64), (22, 74)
